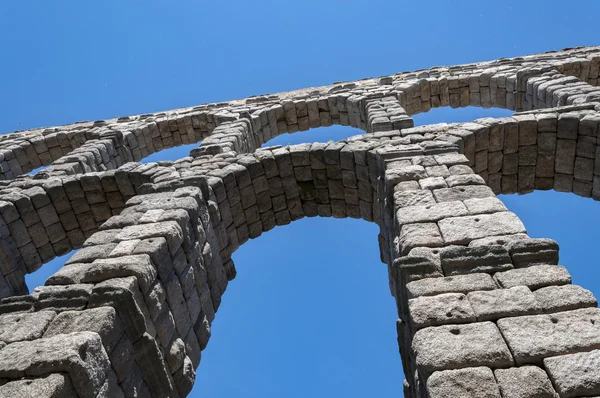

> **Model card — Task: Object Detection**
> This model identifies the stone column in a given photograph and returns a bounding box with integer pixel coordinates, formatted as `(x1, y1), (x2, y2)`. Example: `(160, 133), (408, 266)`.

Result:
(385, 147), (600, 397)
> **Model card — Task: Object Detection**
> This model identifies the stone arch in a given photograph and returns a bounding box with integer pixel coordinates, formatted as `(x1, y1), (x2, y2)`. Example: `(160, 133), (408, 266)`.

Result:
(1, 47), (600, 397)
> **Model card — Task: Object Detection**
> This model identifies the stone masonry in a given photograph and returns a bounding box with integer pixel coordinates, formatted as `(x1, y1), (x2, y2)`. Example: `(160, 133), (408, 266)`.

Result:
(0, 47), (600, 397)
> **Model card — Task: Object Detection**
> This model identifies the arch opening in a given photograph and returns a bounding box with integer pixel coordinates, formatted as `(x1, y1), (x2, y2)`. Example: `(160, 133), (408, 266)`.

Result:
(412, 106), (513, 126)
(194, 217), (403, 397)
(263, 126), (366, 148)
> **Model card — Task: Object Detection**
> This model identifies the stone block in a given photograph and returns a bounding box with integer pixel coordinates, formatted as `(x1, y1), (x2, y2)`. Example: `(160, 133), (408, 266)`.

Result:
(533, 284), (597, 313)
(81, 255), (157, 295)
(467, 286), (542, 321)
(396, 201), (468, 226)
(393, 189), (436, 208)
(427, 367), (502, 398)
(0, 373), (76, 397)
(406, 273), (496, 299)
(433, 185), (494, 202)
(463, 197), (507, 215)
(508, 238), (559, 267)
(0, 331), (110, 398)
(408, 293), (475, 329)
(0, 310), (56, 343)
(398, 223), (444, 255)
(412, 321), (513, 377)
(44, 307), (124, 353)
(440, 245), (513, 275)
(438, 212), (526, 245)
(497, 308), (600, 364)
(544, 350), (600, 398)
(494, 264), (571, 290)
(494, 366), (558, 398)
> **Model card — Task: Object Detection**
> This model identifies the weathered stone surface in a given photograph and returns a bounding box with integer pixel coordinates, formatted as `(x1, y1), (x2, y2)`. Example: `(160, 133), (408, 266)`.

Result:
(81, 255), (157, 294)
(0, 332), (110, 398)
(393, 252), (443, 284)
(497, 308), (600, 364)
(0, 311), (55, 343)
(406, 273), (497, 298)
(467, 286), (542, 321)
(463, 197), (507, 214)
(544, 350), (600, 398)
(398, 223), (444, 254)
(494, 366), (558, 398)
(396, 201), (468, 225)
(494, 264), (571, 290)
(412, 322), (513, 377)
(393, 189), (436, 208)
(427, 367), (502, 398)
(408, 293), (475, 329)
(438, 212), (526, 245)
(508, 238), (559, 267)
(533, 284), (597, 312)
(43, 307), (123, 353)
(433, 185), (495, 202)
(0, 373), (77, 397)
(440, 245), (512, 275)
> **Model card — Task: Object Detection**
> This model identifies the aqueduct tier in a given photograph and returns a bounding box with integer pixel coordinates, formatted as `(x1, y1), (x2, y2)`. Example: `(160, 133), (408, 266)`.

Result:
(1, 47), (600, 397)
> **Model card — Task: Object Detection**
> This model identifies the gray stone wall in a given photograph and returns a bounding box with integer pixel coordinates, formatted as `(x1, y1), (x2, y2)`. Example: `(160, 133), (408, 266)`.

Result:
(0, 47), (600, 397)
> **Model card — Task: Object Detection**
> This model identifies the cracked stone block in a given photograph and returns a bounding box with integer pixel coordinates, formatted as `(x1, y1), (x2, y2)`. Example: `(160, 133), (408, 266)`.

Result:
(497, 308), (600, 365)
(406, 273), (497, 299)
(494, 264), (571, 290)
(544, 350), (600, 398)
(440, 245), (513, 275)
(0, 310), (56, 343)
(438, 212), (526, 245)
(533, 284), (598, 312)
(427, 367), (502, 398)
(494, 366), (558, 398)
(408, 293), (476, 329)
(467, 286), (542, 321)
(412, 321), (513, 378)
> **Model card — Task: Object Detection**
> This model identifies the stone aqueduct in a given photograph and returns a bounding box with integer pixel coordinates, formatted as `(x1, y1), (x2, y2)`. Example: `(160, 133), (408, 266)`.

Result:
(0, 47), (599, 397)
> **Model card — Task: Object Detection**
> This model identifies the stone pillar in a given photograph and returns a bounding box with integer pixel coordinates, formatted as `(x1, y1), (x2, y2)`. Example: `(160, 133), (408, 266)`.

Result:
(385, 148), (600, 398)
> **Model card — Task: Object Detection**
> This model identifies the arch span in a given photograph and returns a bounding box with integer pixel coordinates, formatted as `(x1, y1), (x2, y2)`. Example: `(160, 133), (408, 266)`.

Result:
(1, 47), (600, 398)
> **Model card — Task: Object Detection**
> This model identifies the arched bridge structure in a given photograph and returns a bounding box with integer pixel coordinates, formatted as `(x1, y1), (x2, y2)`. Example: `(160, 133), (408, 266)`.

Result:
(1, 47), (600, 397)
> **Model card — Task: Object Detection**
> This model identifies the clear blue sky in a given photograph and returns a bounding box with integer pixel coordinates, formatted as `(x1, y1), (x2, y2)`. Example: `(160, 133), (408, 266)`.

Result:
(1, 1), (600, 397)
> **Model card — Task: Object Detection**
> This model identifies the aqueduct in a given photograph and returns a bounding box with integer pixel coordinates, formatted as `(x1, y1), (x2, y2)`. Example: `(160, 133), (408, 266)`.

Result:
(0, 47), (600, 397)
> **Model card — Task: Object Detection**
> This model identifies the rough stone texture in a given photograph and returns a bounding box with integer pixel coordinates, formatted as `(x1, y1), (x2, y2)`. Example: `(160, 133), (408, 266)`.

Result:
(497, 308), (600, 365)
(494, 264), (571, 290)
(0, 47), (599, 397)
(0, 373), (77, 397)
(408, 293), (476, 329)
(544, 350), (600, 398)
(427, 367), (502, 398)
(412, 322), (513, 377)
(494, 366), (559, 398)
(534, 284), (598, 312)
(467, 286), (542, 321)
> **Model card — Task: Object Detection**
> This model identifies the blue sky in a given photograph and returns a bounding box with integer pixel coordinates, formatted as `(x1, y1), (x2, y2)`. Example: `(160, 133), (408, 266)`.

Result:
(1, 1), (600, 396)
